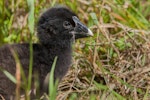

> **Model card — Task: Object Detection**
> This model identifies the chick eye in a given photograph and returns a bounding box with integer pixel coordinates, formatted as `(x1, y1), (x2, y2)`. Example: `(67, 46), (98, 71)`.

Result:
(63, 21), (72, 29)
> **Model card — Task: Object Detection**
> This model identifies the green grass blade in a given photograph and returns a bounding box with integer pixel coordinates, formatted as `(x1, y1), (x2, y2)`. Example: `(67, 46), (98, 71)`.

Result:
(27, 0), (34, 34)
(0, 68), (16, 84)
(26, 0), (34, 93)
(49, 56), (59, 100)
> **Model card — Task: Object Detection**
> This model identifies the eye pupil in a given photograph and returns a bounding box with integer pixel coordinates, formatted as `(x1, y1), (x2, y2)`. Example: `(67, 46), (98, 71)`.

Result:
(63, 21), (72, 29)
(65, 21), (70, 26)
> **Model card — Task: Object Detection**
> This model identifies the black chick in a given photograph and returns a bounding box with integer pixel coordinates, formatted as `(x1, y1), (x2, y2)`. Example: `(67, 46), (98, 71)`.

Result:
(0, 6), (93, 99)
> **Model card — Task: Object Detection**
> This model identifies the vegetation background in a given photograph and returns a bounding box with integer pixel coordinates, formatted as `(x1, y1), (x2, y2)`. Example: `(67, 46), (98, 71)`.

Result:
(0, 0), (150, 100)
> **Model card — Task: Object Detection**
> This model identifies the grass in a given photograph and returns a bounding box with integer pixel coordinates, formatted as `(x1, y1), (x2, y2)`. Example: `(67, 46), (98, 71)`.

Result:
(49, 56), (59, 100)
(0, 0), (150, 100)
(26, 0), (34, 100)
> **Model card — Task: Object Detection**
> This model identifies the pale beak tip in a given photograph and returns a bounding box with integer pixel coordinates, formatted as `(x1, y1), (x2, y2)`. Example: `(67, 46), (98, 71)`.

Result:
(88, 28), (94, 36)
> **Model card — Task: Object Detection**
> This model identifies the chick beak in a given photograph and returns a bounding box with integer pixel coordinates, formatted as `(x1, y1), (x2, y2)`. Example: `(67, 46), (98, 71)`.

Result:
(72, 16), (93, 39)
